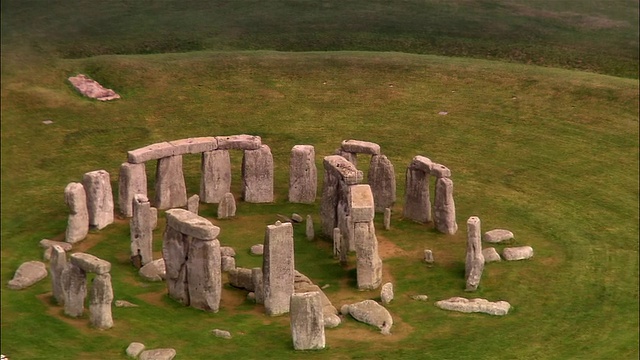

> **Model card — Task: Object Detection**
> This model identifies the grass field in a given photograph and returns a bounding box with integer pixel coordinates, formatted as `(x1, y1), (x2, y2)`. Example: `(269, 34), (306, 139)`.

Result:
(1, 1), (638, 359)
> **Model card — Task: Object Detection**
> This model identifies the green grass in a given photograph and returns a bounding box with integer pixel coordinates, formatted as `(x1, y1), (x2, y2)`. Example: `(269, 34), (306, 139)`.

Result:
(1, 1), (638, 359)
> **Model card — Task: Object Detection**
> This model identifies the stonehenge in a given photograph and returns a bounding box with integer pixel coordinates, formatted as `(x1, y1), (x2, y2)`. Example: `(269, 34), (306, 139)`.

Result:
(118, 162), (146, 217)
(242, 145), (274, 203)
(64, 182), (89, 243)
(435, 297), (511, 316)
(290, 292), (325, 350)
(82, 170), (114, 229)
(263, 221), (295, 316)
(289, 145), (317, 203)
(7, 261), (47, 290)
(130, 195), (154, 268)
(465, 217), (485, 291)
(350, 184), (383, 290)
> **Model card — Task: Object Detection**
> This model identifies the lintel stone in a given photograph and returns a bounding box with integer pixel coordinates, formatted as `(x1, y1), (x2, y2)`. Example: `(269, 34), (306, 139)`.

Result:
(340, 140), (381, 155)
(165, 208), (220, 240)
(70, 253), (111, 274)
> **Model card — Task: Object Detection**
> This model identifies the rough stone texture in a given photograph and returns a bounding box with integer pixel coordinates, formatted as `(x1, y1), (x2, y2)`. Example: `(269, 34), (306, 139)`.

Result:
(289, 145), (317, 203)
(200, 150), (231, 204)
(383, 208), (391, 230)
(332, 227), (342, 261)
(341, 139), (381, 155)
(305, 215), (315, 240)
(221, 256), (236, 272)
(131, 194), (153, 267)
(139, 258), (166, 282)
(423, 249), (434, 264)
(165, 209), (220, 240)
(433, 177), (458, 234)
(354, 222), (383, 291)
(411, 294), (429, 301)
(126, 342), (146, 358)
(7, 261), (48, 290)
(50, 245), (67, 304)
(82, 170), (114, 230)
(381, 282), (394, 305)
(403, 157), (432, 223)
(220, 246), (236, 257)
(187, 194), (200, 214)
(70, 253), (111, 275)
(252, 267), (264, 305)
(430, 163), (452, 178)
(139, 348), (176, 360)
(323, 155), (363, 186)
(212, 329), (232, 339)
(503, 246), (534, 261)
(62, 263), (86, 317)
(435, 297), (511, 316)
(349, 184), (375, 223)
(250, 244), (264, 255)
(294, 271), (340, 329)
(187, 239), (222, 312)
(368, 155), (396, 213)
(229, 267), (254, 291)
(215, 134), (262, 150)
(68, 74), (120, 101)
(242, 145), (274, 203)
(162, 226), (189, 305)
(217, 192), (237, 219)
(168, 137), (218, 155)
(115, 300), (139, 308)
(335, 149), (358, 167)
(290, 292), (325, 350)
(347, 300), (393, 335)
(89, 273), (114, 329)
(483, 247), (502, 263)
(155, 155), (187, 210)
(65, 182), (89, 243)
(483, 229), (514, 243)
(150, 207), (158, 230)
(127, 142), (177, 164)
(263, 221), (295, 316)
(118, 162), (147, 217)
(40, 239), (72, 260)
(291, 213), (303, 223)
(465, 217), (484, 292)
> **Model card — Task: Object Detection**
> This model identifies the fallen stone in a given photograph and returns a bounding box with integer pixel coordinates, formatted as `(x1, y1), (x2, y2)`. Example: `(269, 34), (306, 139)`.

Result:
(435, 297), (511, 316)
(250, 244), (264, 255)
(139, 348), (176, 360)
(220, 246), (236, 257)
(70, 253), (111, 274)
(115, 300), (139, 308)
(483, 247), (501, 263)
(324, 314), (341, 328)
(7, 261), (48, 290)
(212, 329), (232, 339)
(139, 258), (166, 282)
(228, 267), (254, 291)
(347, 300), (393, 335)
(126, 342), (145, 358)
(68, 74), (121, 101)
(503, 246), (534, 261)
(247, 292), (256, 301)
(411, 294), (429, 301)
(483, 229), (514, 243)
(291, 213), (303, 223)
(221, 256), (236, 272)
(340, 304), (350, 315)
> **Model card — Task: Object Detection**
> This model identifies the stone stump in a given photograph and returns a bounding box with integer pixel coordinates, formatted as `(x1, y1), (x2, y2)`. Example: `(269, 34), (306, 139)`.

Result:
(118, 162), (147, 217)
(217, 192), (236, 219)
(289, 145), (317, 204)
(200, 150), (231, 204)
(263, 221), (294, 316)
(242, 145), (274, 203)
(368, 154), (396, 213)
(130, 194), (153, 267)
(465, 217), (484, 291)
(155, 155), (187, 210)
(82, 170), (114, 229)
(290, 292), (325, 350)
(65, 182), (89, 243)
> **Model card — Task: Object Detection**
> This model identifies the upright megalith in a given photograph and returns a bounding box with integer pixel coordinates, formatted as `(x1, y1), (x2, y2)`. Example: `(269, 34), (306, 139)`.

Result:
(252, 267), (264, 304)
(263, 221), (295, 316)
(368, 154), (396, 213)
(320, 155), (362, 239)
(64, 182), (89, 243)
(200, 150), (231, 204)
(403, 156), (433, 223)
(162, 209), (221, 312)
(130, 194), (153, 268)
(306, 215), (315, 241)
(118, 162), (147, 217)
(89, 273), (114, 329)
(289, 145), (317, 203)
(434, 177), (458, 234)
(290, 292), (325, 350)
(82, 170), (114, 229)
(155, 155), (187, 210)
(187, 194), (200, 214)
(50, 245), (67, 305)
(465, 217), (484, 291)
(217, 192), (236, 219)
(242, 145), (274, 203)
(350, 185), (383, 290)
(62, 263), (86, 317)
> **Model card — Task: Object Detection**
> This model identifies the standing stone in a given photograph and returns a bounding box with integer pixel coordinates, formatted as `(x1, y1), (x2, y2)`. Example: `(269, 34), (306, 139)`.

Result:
(368, 155), (396, 213)
(89, 273), (114, 329)
(383, 208), (391, 230)
(130, 194), (153, 267)
(200, 150), (231, 204)
(290, 292), (325, 350)
(380, 282), (394, 305)
(50, 245), (67, 305)
(40, 239), (72, 261)
(320, 155), (362, 238)
(263, 221), (294, 316)
(403, 157), (432, 223)
(65, 182), (89, 243)
(465, 217), (484, 292)
(118, 162), (147, 217)
(155, 155), (187, 210)
(187, 194), (200, 214)
(242, 145), (274, 203)
(350, 185), (382, 290)
(187, 239), (222, 312)
(82, 170), (114, 229)
(252, 267), (264, 304)
(424, 249), (434, 264)
(217, 192), (236, 219)
(332, 228), (345, 264)
(62, 263), (86, 317)
(289, 145), (317, 204)
(434, 177), (458, 234)
(163, 226), (190, 306)
(305, 215), (314, 241)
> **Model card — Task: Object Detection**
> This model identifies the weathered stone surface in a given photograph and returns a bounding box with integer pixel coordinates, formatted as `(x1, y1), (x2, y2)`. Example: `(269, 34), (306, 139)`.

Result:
(126, 342), (145, 358)
(320, 166), (339, 237)
(381, 282), (394, 305)
(220, 246), (236, 257)
(341, 139), (381, 155)
(65, 182), (89, 243)
(335, 149), (358, 167)
(383, 208), (391, 230)
(411, 294), (429, 301)
(217, 192), (236, 219)
(215, 134), (261, 150)
(430, 163), (451, 178)
(252, 267), (264, 304)
(368, 155), (396, 213)
(263, 221), (295, 316)
(163, 226), (189, 305)
(155, 155), (187, 210)
(323, 155), (362, 185)
(165, 209), (220, 240)
(409, 156), (433, 173)
(212, 329), (232, 339)
(115, 300), (139, 308)
(7, 261), (47, 290)
(168, 137), (218, 154)
(139, 348), (176, 360)
(242, 145), (274, 203)
(289, 145), (317, 203)
(229, 267), (254, 291)
(503, 246), (534, 261)
(305, 215), (315, 241)
(68, 74), (120, 101)
(41, 239), (72, 260)
(128, 142), (179, 164)
(465, 217), (484, 292)
(250, 244), (264, 255)
(349, 184), (375, 223)
(187, 239), (222, 312)
(49, 246), (67, 304)
(62, 263), (86, 317)
(139, 258), (166, 282)
(332, 227), (342, 261)
(483, 247), (501, 263)
(82, 170), (114, 230)
(483, 229), (514, 243)
(131, 194), (153, 267)
(200, 150), (231, 204)
(293, 271), (340, 328)
(433, 177), (458, 234)
(347, 300), (393, 335)
(221, 256), (236, 272)
(187, 194), (200, 214)
(118, 162), (147, 217)
(423, 249), (434, 264)
(150, 207), (158, 230)
(403, 166), (431, 224)
(89, 273), (114, 329)
(290, 292), (325, 350)
(291, 213), (303, 223)
(435, 297), (511, 316)
(354, 222), (383, 290)
(70, 253), (111, 274)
